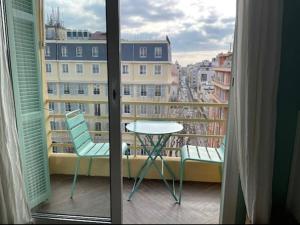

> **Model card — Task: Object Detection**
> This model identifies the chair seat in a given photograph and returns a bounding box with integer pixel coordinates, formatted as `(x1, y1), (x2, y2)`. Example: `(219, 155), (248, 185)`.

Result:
(181, 145), (224, 163)
(78, 142), (128, 157)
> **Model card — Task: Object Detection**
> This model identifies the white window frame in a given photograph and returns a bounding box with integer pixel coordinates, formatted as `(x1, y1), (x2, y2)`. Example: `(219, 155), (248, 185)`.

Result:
(122, 64), (129, 75)
(154, 64), (162, 75)
(94, 104), (101, 116)
(154, 105), (161, 114)
(61, 46), (68, 57)
(64, 84), (70, 95)
(76, 64), (84, 74)
(93, 84), (100, 95)
(47, 83), (55, 94)
(141, 85), (147, 97)
(154, 47), (162, 58)
(46, 63), (52, 73)
(76, 46), (83, 57)
(124, 104), (131, 114)
(95, 122), (102, 131)
(92, 64), (100, 75)
(140, 105), (147, 115)
(139, 47), (147, 58)
(62, 64), (69, 74)
(78, 103), (86, 112)
(155, 85), (162, 97)
(45, 45), (51, 57)
(123, 85), (130, 96)
(65, 102), (72, 112)
(49, 102), (55, 112)
(139, 65), (147, 75)
(92, 46), (99, 57)
(78, 84), (85, 95)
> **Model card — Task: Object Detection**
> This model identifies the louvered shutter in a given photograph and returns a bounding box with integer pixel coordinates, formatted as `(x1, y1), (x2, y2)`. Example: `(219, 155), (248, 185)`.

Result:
(5, 0), (51, 209)
(135, 85), (140, 97)
(130, 85), (134, 97)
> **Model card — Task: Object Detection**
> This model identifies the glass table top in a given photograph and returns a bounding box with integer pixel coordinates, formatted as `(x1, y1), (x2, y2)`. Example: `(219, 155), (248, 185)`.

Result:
(126, 120), (183, 135)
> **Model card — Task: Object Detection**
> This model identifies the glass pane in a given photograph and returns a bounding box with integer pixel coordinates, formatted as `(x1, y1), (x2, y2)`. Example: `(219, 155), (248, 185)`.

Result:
(120, 0), (236, 224)
(33, 0), (111, 218)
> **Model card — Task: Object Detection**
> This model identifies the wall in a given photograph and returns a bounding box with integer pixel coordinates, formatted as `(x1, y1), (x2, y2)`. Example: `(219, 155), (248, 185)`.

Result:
(272, 0), (300, 220)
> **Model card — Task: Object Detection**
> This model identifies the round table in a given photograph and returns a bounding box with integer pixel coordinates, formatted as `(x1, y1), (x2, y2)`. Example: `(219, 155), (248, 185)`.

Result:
(126, 120), (183, 202)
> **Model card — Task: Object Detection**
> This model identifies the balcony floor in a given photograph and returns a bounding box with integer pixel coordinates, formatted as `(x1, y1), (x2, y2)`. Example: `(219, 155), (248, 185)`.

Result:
(34, 175), (221, 224)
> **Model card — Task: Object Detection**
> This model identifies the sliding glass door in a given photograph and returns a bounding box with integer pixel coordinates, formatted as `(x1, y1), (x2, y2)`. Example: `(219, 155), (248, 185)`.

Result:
(5, 0), (122, 223)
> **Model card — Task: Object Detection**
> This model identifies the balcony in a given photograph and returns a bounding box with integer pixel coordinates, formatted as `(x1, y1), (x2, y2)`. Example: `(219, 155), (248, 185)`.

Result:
(39, 100), (227, 223)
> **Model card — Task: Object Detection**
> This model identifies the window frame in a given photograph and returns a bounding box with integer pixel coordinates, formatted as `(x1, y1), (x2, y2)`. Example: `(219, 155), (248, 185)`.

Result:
(92, 46), (99, 57)
(141, 85), (147, 97)
(139, 64), (147, 75)
(154, 47), (162, 58)
(92, 63), (100, 75)
(76, 46), (83, 57)
(61, 46), (68, 57)
(76, 63), (84, 75)
(154, 64), (162, 75)
(139, 47), (147, 58)
(62, 63), (69, 74)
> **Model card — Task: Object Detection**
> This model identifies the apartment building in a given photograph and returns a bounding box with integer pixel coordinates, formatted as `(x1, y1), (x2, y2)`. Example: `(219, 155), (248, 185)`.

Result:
(208, 52), (232, 147)
(45, 26), (173, 153)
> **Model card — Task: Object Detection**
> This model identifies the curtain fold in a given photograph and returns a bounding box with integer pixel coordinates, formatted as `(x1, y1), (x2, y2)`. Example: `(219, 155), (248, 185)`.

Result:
(232, 0), (283, 223)
(0, 1), (32, 223)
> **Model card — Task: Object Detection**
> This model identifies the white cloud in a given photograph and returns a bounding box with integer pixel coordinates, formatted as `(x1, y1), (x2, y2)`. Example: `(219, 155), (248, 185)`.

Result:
(45, 0), (236, 64)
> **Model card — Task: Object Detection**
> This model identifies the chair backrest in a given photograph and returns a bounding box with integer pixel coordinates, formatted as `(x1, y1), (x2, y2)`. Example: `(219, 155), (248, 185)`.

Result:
(65, 110), (92, 156)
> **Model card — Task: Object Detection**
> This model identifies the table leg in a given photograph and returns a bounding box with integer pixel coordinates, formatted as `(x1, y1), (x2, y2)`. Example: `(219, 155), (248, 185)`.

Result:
(128, 134), (178, 202)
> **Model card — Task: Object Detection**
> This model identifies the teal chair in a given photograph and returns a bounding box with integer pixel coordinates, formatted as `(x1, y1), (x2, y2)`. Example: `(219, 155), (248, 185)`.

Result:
(66, 110), (131, 198)
(178, 138), (225, 204)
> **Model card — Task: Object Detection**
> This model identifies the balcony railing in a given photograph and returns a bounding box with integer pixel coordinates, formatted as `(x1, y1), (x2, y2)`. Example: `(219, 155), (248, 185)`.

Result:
(45, 100), (228, 182)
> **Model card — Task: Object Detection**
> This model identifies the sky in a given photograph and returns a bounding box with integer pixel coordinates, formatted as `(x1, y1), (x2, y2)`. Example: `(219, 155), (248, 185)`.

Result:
(45, 0), (236, 66)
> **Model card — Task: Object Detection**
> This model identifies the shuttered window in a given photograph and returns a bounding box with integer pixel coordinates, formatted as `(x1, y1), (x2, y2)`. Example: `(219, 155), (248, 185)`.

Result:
(5, 0), (50, 208)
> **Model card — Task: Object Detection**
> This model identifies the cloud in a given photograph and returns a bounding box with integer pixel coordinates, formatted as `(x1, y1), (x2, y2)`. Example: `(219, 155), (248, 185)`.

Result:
(45, 0), (236, 64)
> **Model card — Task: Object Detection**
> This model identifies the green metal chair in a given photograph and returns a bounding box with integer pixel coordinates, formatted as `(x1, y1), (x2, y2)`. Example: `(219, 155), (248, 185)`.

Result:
(178, 138), (226, 204)
(66, 110), (131, 198)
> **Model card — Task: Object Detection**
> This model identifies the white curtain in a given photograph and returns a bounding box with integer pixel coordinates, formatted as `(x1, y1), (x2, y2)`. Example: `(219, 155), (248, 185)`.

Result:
(232, 0), (283, 223)
(0, 2), (32, 224)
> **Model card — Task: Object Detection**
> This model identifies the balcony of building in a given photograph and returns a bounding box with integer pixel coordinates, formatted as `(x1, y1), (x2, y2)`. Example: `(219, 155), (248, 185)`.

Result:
(34, 100), (228, 223)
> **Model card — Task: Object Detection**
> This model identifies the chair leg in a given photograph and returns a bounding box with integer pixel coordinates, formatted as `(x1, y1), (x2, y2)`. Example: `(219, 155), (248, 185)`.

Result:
(88, 158), (93, 176)
(127, 154), (131, 179)
(71, 157), (81, 199)
(178, 160), (185, 204)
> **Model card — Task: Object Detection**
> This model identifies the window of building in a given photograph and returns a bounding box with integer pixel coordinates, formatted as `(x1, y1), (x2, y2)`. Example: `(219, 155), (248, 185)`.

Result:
(154, 105), (161, 114)
(124, 123), (130, 132)
(50, 121), (58, 130)
(92, 64), (100, 74)
(61, 46), (67, 57)
(92, 47), (99, 57)
(76, 64), (83, 74)
(65, 103), (72, 112)
(140, 47), (147, 57)
(47, 83), (55, 94)
(154, 47), (162, 58)
(94, 104), (101, 116)
(49, 102), (55, 112)
(64, 84), (70, 95)
(76, 46), (83, 57)
(124, 85), (130, 96)
(78, 84), (85, 95)
(79, 103), (86, 112)
(154, 65), (162, 75)
(201, 74), (207, 82)
(141, 85), (147, 96)
(62, 64), (69, 73)
(93, 84), (100, 95)
(45, 45), (51, 57)
(140, 65), (147, 75)
(140, 105), (147, 114)
(122, 64), (129, 74)
(95, 122), (101, 131)
(155, 85), (162, 96)
(46, 63), (52, 73)
(124, 104), (131, 114)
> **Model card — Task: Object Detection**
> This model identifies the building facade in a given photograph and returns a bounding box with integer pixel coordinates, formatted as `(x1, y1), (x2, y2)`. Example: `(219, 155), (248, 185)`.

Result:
(45, 27), (173, 153)
(208, 52), (232, 147)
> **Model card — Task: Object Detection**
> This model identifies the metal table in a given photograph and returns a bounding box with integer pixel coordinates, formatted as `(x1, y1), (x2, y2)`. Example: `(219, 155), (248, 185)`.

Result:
(126, 120), (183, 202)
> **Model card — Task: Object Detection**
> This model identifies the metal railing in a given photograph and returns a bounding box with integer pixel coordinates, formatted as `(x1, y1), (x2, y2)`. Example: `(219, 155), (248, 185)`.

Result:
(45, 99), (228, 157)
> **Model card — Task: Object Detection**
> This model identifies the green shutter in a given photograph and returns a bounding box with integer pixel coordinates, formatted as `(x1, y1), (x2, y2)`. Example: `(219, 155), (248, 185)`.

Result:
(5, 0), (51, 209)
